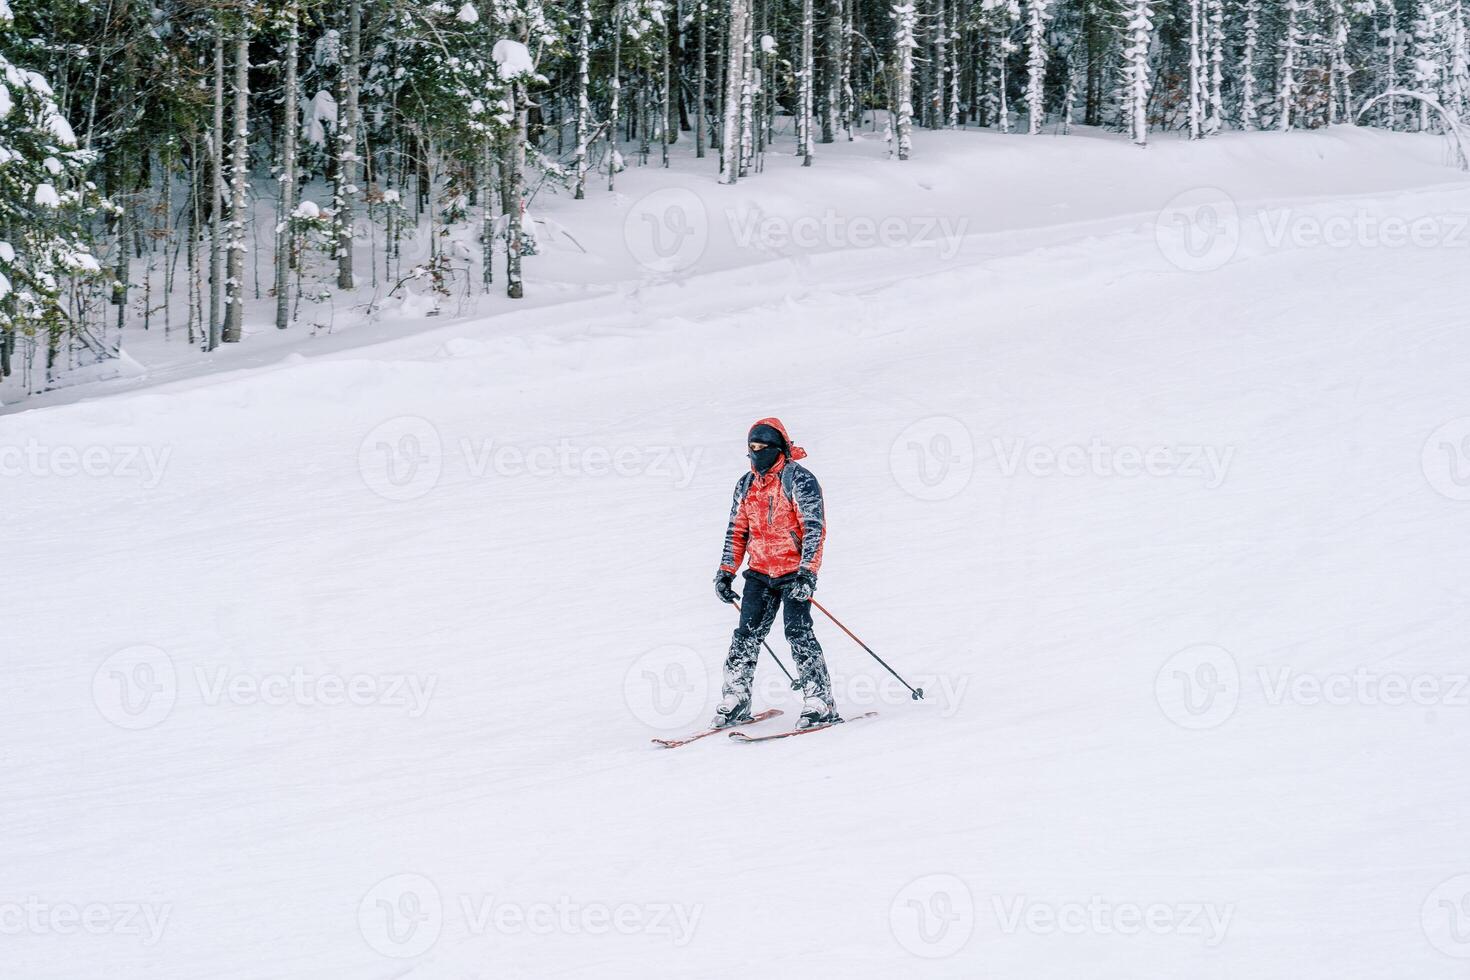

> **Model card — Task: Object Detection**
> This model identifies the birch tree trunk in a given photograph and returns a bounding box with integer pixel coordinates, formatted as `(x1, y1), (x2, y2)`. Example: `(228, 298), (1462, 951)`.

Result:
(336, 0), (361, 290)
(739, 11), (755, 173)
(609, 4), (622, 190)
(1188, 0), (1203, 138)
(822, 0), (840, 141)
(223, 16), (249, 344)
(505, 83), (526, 299)
(894, 1), (916, 159)
(275, 0), (298, 330)
(575, 0), (591, 196)
(800, 0), (814, 163)
(720, 0), (747, 182)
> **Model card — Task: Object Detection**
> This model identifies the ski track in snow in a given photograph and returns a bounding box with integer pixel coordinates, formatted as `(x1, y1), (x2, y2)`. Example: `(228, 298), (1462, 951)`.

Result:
(6, 128), (1470, 977)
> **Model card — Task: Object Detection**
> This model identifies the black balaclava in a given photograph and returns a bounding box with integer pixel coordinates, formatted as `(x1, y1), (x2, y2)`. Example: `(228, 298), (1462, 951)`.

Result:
(748, 423), (786, 475)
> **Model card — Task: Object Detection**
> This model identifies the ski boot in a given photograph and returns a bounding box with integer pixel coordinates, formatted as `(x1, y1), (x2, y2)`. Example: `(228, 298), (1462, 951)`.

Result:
(798, 695), (841, 730)
(710, 693), (753, 730)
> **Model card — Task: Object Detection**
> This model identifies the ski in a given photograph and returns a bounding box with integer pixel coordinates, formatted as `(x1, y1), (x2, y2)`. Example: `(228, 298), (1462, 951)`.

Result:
(728, 711), (879, 743)
(651, 708), (784, 749)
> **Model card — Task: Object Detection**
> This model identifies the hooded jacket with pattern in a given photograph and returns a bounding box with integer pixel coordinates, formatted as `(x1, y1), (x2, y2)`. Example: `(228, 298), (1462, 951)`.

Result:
(719, 417), (826, 580)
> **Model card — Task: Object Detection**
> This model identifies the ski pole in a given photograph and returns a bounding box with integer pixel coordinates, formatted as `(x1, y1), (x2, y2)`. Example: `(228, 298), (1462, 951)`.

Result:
(810, 599), (925, 700)
(731, 599), (800, 688)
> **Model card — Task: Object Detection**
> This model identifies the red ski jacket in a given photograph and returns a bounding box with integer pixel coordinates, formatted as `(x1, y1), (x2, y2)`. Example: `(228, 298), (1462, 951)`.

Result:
(720, 417), (826, 579)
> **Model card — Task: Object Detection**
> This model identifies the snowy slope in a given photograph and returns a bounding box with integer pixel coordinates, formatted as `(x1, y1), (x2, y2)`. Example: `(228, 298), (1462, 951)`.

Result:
(6, 127), (1470, 978)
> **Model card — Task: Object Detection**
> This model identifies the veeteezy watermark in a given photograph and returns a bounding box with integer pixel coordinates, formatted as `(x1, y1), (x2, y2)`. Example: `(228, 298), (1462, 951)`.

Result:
(92, 644), (436, 730)
(358, 873), (701, 959)
(624, 644), (967, 730)
(990, 895), (1233, 946)
(888, 874), (1234, 958)
(991, 438), (1234, 488)
(0, 440), (171, 489)
(726, 209), (969, 261)
(1422, 417), (1470, 501)
(359, 416), (702, 501)
(889, 416), (1235, 500)
(0, 898), (171, 945)
(1155, 186), (1470, 272)
(622, 186), (970, 272)
(1156, 644), (1468, 729)
(1423, 873), (1470, 958)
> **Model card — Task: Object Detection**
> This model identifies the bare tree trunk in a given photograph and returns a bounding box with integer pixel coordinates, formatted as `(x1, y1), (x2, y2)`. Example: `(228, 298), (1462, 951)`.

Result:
(574, 0), (591, 196)
(719, 0), (747, 182)
(609, 5), (622, 190)
(482, 138), (495, 290)
(505, 84), (526, 299)
(209, 24), (224, 351)
(336, 0), (361, 290)
(662, 13), (672, 166)
(275, 0), (298, 330)
(1188, 0), (1203, 138)
(800, 0), (814, 162)
(223, 18), (249, 344)
(113, 166), (129, 335)
(696, 2), (708, 157)
(822, 0), (840, 141)
(739, 8), (754, 173)
(895, 2), (916, 159)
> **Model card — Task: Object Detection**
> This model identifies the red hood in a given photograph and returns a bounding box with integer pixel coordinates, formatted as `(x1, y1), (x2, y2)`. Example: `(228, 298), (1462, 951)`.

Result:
(750, 416), (807, 461)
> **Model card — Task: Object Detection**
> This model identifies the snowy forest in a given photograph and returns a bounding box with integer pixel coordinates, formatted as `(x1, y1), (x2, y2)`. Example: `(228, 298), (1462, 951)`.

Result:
(2, 0), (1468, 393)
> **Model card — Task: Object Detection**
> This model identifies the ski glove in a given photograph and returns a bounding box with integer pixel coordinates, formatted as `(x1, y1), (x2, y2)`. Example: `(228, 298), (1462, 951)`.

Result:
(786, 569), (817, 603)
(715, 569), (739, 604)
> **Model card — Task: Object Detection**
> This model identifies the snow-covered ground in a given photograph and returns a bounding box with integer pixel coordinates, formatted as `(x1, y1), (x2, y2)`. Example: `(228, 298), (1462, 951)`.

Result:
(7, 125), (1470, 978)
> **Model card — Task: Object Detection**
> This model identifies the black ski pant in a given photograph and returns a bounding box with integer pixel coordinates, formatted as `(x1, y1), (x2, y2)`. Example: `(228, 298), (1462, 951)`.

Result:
(720, 570), (835, 712)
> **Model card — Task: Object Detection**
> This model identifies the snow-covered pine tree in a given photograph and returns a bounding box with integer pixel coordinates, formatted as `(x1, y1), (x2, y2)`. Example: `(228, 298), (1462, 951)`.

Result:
(1205, 0), (1224, 133)
(1241, 0), (1260, 128)
(1411, 0), (1442, 130)
(1025, 0), (1051, 134)
(1279, 0), (1305, 131)
(1121, 0), (1154, 145)
(0, 1), (101, 380)
(948, 0), (961, 129)
(1445, 0), (1470, 120)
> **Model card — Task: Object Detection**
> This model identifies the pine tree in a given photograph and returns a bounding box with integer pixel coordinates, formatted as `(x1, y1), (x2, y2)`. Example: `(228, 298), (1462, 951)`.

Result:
(1122, 0), (1154, 145)
(1241, 0), (1260, 129)
(0, 1), (101, 378)
(1279, 0), (1305, 131)
(1025, 0), (1052, 134)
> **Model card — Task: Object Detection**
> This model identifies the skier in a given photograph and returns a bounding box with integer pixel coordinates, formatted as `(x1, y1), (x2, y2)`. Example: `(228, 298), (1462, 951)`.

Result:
(712, 418), (839, 730)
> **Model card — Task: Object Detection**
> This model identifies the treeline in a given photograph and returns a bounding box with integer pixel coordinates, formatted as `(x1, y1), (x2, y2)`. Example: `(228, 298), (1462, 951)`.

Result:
(1, 0), (1467, 391)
